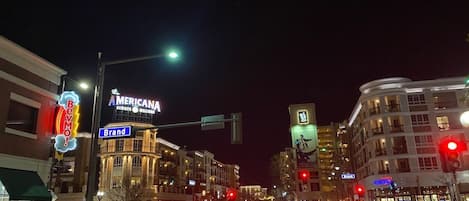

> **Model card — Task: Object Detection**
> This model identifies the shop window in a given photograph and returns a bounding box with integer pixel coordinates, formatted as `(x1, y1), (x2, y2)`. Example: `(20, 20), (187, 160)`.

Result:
(6, 100), (38, 134)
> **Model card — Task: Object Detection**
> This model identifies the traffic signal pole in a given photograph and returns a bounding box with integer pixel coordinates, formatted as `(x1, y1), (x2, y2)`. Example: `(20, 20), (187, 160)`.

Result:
(452, 170), (461, 201)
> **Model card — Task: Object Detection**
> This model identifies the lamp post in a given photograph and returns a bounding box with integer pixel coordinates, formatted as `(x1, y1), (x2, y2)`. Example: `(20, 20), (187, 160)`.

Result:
(97, 191), (104, 201)
(85, 51), (179, 201)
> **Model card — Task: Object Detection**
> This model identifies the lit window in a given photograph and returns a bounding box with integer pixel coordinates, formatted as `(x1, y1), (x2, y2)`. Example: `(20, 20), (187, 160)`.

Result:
(132, 156), (142, 167)
(436, 116), (450, 131)
(114, 156), (122, 167)
(116, 140), (124, 151)
(133, 139), (142, 152)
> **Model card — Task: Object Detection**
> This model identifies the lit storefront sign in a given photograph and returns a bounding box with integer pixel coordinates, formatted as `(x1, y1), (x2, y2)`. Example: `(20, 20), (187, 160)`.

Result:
(55, 91), (80, 153)
(108, 89), (161, 114)
(373, 176), (393, 186)
(298, 110), (309, 124)
(98, 126), (132, 139)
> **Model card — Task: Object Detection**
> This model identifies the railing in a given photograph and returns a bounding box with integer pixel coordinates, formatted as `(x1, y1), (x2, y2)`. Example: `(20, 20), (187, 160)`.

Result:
(392, 147), (408, 155)
(369, 107), (381, 115)
(385, 104), (400, 112)
(378, 169), (390, 174)
(372, 127), (384, 135)
(389, 124), (404, 133)
(438, 123), (463, 131)
(434, 101), (458, 110)
(375, 149), (386, 156)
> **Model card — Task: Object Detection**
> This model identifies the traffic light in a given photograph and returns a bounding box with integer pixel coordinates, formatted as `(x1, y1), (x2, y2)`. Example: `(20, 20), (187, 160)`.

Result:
(226, 188), (237, 201)
(354, 184), (365, 197)
(439, 137), (467, 172)
(298, 170), (310, 182)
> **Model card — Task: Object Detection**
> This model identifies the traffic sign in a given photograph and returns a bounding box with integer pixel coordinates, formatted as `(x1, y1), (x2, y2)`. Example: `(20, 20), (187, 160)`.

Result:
(98, 126), (132, 139)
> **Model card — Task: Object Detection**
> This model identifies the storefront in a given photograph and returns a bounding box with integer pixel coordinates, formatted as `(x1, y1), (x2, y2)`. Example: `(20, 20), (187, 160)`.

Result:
(370, 186), (450, 201)
(0, 167), (52, 201)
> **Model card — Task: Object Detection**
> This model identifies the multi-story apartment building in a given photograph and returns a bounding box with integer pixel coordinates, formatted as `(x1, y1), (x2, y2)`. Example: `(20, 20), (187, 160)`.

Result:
(98, 122), (240, 201)
(348, 77), (469, 201)
(0, 36), (66, 201)
(270, 148), (297, 201)
(317, 124), (338, 201)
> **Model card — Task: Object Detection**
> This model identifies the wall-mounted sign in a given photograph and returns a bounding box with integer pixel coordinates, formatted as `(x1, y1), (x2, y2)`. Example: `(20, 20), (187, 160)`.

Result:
(55, 91), (80, 153)
(98, 126), (132, 139)
(341, 173), (356, 180)
(298, 110), (309, 124)
(108, 89), (161, 114)
(373, 177), (393, 186)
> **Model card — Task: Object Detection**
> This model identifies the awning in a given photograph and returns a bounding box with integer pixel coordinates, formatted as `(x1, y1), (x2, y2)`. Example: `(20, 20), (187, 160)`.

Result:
(0, 167), (52, 201)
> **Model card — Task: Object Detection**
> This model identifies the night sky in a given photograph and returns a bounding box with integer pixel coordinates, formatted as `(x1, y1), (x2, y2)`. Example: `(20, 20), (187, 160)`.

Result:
(2, 1), (469, 187)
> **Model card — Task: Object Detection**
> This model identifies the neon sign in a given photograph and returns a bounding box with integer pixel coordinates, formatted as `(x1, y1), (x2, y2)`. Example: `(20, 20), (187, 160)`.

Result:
(108, 89), (161, 114)
(54, 91), (80, 153)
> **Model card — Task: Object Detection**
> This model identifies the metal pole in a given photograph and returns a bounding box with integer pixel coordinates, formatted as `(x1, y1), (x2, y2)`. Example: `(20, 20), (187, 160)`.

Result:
(453, 170), (461, 201)
(86, 52), (106, 201)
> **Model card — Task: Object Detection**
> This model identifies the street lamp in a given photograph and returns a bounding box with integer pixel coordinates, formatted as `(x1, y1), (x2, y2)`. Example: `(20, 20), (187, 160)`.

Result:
(60, 76), (90, 94)
(460, 111), (469, 127)
(97, 191), (104, 201)
(85, 51), (180, 201)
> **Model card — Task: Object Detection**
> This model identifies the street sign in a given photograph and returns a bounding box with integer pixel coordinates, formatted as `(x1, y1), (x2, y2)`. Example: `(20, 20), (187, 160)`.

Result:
(341, 173), (356, 180)
(98, 126), (132, 139)
(201, 115), (225, 131)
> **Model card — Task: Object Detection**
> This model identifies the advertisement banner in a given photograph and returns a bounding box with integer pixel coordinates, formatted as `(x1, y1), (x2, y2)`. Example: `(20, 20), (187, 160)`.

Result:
(289, 103), (318, 168)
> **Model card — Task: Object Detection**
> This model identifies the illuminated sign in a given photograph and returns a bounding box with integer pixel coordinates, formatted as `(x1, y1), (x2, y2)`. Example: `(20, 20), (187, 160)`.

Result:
(298, 110), (309, 124)
(341, 173), (356, 180)
(188, 180), (196, 186)
(373, 177), (392, 186)
(98, 126), (132, 139)
(55, 91), (80, 153)
(108, 89), (161, 114)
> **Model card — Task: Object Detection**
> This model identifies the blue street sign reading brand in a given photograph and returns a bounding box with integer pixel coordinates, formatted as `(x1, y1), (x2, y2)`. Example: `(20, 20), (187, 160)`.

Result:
(99, 126), (132, 139)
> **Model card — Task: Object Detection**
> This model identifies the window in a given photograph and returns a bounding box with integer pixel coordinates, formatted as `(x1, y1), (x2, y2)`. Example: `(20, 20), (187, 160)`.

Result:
(133, 139), (143, 152)
(411, 114), (429, 125)
(310, 183), (320, 191)
(112, 176), (122, 188)
(408, 94), (425, 105)
(418, 157), (438, 170)
(397, 158), (410, 172)
(114, 156), (122, 167)
(437, 116), (450, 131)
(132, 156), (142, 167)
(116, 140), (124, 152)
(6, 100), (38, 134)
(433, 92), (458, 109)
(415, 135), (433, 146)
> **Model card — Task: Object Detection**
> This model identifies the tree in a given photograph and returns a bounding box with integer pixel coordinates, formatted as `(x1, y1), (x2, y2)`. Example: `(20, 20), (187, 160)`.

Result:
(105, 183), (151, 201)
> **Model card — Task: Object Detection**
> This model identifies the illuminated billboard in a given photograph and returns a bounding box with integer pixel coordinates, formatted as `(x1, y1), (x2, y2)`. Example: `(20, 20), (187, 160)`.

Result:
(108, 89), (161, 114)
(55, 91), (80, 153)
(289, 103), (318, 168)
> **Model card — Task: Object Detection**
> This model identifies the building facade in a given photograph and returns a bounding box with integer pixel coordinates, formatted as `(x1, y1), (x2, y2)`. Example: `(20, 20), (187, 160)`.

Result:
(0, 36), (67, 200)
(317, 124), (338, 201)
(348, 77), (469, 201)
(98, 122), (240, 201)
(288, 103), (321, 201)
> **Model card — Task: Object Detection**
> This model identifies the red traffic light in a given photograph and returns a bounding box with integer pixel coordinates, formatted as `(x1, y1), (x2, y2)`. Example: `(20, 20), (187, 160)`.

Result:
(355, 184), (365, 196)
(448, 141), (458, 151)
(226, 189), (237, 200)
(298, 170), (310, 181)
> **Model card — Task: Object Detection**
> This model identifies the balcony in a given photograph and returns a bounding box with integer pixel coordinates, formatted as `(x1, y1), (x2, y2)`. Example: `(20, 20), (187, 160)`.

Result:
(385, 104), (400, 112)
(392, 147), (408, 155)
(378, 169), (390, 174)
(412, 125), (431, 132)
(372, 127), (384, 135)
(375, 149), (386, 156)
(389, 124), (404, 133)
(369, 107), (381, 115)
(434, 101), (458, 110)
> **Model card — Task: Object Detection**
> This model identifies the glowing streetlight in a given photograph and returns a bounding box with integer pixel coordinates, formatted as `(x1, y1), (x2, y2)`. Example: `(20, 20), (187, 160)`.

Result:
(79, 82), (90, 90)
(168, 51), (178, 59)
(460, 111), (469, 127)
